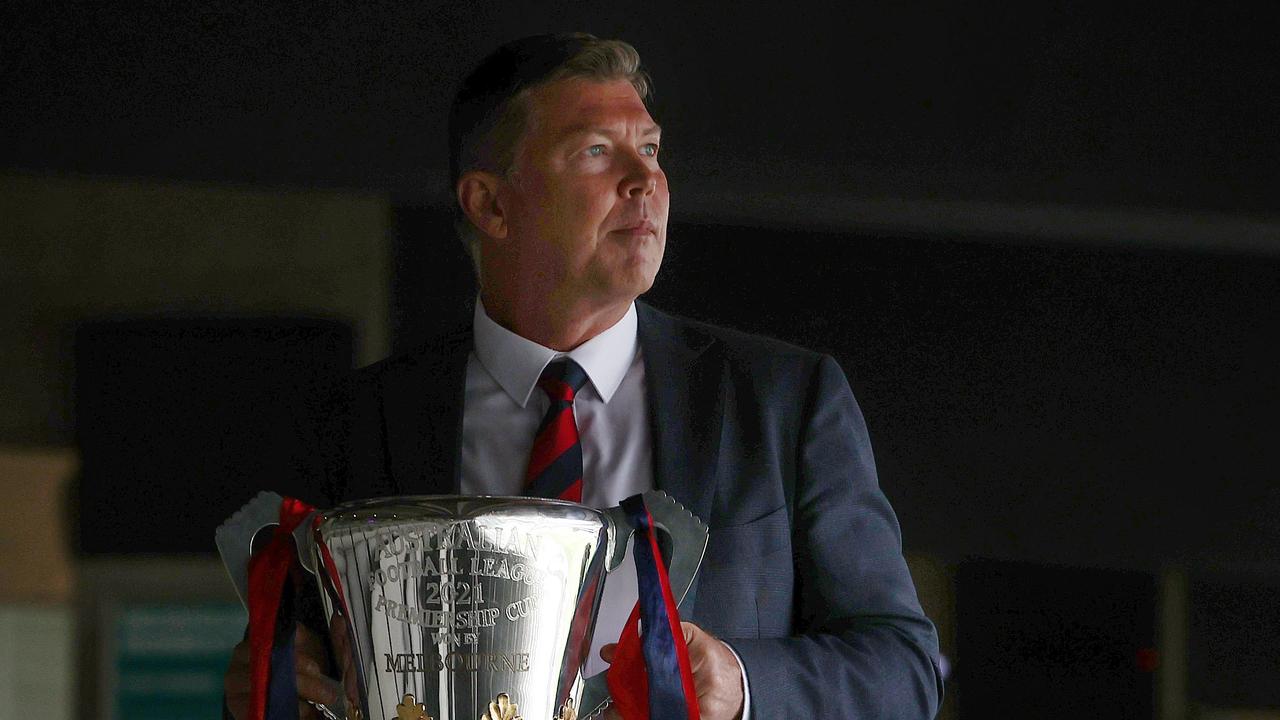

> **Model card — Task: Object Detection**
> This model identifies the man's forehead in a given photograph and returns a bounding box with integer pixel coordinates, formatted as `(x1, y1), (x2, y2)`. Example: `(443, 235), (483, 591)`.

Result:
(558, 120), (662, 138)
(526, 78), (658, 134)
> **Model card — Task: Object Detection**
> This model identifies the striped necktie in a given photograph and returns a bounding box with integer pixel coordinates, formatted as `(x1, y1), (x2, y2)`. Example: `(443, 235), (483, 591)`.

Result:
(524, 358), (589, 503)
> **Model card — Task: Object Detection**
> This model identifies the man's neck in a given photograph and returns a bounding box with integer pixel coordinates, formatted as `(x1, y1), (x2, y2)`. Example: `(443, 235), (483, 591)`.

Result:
(480, 290), (633, 351)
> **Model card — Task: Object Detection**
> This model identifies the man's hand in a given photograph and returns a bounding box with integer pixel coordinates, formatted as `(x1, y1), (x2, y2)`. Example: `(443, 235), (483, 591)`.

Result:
(223, 624), (340, 719)
(600, 621), (745, 720)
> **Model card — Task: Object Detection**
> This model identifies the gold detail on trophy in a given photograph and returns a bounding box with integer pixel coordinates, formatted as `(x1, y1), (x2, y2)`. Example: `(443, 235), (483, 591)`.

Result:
(480, 692), (523, 720)
(396, 693), (432, 720)
(554, 698), (577, 720)
(347, 699), (365, 720)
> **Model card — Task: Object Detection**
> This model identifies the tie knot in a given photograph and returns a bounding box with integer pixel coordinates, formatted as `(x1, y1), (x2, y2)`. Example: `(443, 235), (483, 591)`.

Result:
(537, 358), (589, 403)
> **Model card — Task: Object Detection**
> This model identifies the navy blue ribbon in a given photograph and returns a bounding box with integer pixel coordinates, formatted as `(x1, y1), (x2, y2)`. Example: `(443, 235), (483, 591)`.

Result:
(266, 575), (299, 719)
(619, 494), (699, 719)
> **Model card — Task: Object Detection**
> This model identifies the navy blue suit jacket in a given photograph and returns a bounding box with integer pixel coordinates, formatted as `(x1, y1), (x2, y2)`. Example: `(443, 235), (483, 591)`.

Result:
(302, 302), (943, 719)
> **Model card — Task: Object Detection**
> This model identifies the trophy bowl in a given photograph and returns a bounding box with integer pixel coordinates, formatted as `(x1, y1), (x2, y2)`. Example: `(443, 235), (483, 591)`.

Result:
(218, 491), (707, 720)
(315, 496), (607, 720)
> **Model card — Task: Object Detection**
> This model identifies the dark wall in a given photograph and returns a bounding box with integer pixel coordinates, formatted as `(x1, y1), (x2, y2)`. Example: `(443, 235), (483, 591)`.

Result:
(1190, 574), (1280, 708)
(5, 3), (1277, 214)
(955, 561), (1157, 718)
(73, 317), (352, 554)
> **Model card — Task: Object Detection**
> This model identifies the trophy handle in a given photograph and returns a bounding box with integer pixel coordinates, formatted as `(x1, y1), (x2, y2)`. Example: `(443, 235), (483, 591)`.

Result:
(291, 513), (319, 576)
(214, 491), (323, 608)
(602, 504), (632, 572)
(586, 490), (709, 716)
(215, 490), (285, 608)
(602, 489), (708, 610)
(646, 491), (707, 601)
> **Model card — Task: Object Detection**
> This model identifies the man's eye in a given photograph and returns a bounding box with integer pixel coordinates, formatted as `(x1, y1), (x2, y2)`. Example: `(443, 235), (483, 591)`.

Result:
(586, 145), (606, 157)
(640, 143), (659, 157)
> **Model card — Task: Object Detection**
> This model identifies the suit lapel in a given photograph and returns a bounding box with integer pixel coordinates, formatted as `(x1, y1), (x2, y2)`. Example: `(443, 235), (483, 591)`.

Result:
(637, 303), (725, 527)
(381, 325), (471, 495)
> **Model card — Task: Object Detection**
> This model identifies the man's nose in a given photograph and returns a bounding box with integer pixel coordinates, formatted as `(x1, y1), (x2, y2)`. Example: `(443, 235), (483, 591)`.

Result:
(620, 157), (659, 198)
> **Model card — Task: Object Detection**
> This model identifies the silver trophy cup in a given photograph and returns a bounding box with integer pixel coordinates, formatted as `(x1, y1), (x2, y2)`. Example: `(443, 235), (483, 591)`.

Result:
(217, 492), (707, 720)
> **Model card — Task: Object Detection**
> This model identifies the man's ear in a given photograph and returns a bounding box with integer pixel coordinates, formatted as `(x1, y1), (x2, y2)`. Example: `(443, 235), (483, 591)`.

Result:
(456, 171), (507, 241)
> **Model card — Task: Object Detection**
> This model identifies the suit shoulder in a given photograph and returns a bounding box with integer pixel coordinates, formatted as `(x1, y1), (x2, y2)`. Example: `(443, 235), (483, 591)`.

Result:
(351, 325), (472, 385)
(640, 303), (832, 375)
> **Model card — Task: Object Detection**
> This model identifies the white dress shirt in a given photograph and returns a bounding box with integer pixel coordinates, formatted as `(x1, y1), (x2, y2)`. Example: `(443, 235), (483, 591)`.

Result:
(459, 300), (750, 714)
(460, 300), (649, 678)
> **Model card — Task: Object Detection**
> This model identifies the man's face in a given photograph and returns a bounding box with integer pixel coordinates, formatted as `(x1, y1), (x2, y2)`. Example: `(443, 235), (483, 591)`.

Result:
(496, 77), (668, 309)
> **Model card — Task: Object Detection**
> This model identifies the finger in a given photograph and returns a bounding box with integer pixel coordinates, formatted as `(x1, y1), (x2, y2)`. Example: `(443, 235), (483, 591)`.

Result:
(330, 618), (352, 658)
(230, 638), (251, 666)
(296, 625), (328, 663)
(224, 640), (252, 700)
(295, 670), (341, 707)
(227, 673), (337, 716)
(224, 668), (250, 696)
(599, 643), (618, 662)
(680, 622), (710, 673)
(295, 650), (328, 680)
(225, 671), (249, 696)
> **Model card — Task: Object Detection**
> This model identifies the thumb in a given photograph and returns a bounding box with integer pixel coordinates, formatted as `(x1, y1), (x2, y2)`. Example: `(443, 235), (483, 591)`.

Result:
(600, 642), (618, 663)
(680, 621), (700, 645)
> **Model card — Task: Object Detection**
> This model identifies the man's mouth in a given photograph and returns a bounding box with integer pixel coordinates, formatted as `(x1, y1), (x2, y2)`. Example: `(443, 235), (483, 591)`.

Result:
(613, 220), (657, 236)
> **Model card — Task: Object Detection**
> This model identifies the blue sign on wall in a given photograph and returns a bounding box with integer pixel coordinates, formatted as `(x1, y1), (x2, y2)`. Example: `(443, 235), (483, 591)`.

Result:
(113, 603), (245, 720)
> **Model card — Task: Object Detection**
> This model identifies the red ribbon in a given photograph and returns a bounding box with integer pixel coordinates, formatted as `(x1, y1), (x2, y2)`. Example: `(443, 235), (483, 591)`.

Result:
(246, 497), (316, 720)
(607, 604), (648, 718)
(606, 497), (701, 720)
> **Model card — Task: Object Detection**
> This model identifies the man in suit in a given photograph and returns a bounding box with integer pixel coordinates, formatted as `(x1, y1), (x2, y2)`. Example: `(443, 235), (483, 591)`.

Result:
(226, 33), (942, 719)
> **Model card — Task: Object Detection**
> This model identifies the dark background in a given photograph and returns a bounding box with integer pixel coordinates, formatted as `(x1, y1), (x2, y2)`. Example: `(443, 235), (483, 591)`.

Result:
(7, 3), (1279, 716)
(5, 2), (1278, 213)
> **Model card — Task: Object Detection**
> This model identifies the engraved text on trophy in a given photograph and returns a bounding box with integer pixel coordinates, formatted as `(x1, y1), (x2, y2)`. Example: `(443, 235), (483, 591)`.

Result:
(369, 521), (559, 664)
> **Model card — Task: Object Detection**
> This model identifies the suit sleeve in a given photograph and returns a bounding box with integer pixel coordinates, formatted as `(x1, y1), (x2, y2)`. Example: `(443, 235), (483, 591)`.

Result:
(727, 354), (944, 719)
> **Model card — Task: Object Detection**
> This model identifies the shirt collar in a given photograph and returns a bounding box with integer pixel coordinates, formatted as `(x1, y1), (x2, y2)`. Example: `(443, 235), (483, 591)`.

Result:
(473, 299), (639, 408)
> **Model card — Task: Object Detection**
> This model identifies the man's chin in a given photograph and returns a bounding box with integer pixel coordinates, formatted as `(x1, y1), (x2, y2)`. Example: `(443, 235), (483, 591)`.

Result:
(590, 274), (658, 309)
(622, 263), (661, 295)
